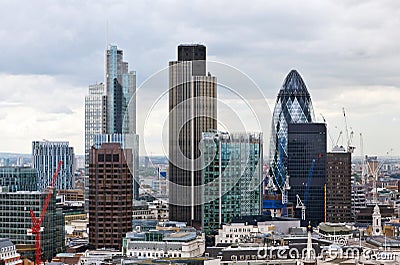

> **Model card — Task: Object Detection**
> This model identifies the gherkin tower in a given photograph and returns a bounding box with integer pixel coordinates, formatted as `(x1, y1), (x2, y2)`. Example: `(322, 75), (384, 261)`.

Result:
(268, 70), (315, 190)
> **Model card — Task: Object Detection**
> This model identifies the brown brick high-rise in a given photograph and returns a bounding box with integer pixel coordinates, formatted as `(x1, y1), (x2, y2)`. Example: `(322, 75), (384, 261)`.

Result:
(89, 143), (133, 250)
(326, 150), (352, 223)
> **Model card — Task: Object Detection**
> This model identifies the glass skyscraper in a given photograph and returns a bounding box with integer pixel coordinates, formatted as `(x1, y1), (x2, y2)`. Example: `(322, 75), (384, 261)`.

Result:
(106, 45), (136, 134)
(287, 123), (326, 227)
(168, 44), (217, 228)
(202, 132), (263, 235)
(85, 82), (106, 173)
(32, 141), (75, 191)
(268, 70), (315, 191)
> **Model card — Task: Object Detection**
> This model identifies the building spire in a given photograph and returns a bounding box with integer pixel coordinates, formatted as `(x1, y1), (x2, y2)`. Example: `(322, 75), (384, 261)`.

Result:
(302, 221), (316, 265)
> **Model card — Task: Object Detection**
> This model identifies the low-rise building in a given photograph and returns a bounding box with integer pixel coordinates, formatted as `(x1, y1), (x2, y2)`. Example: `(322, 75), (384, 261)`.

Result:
(78, 250), (122, 265)
(122, 228), (205, 259)
(0, 238), (23, 265)
(215, 223), (260, 245)
(132, 200), (168, 221)
(316, 223), (353, 243)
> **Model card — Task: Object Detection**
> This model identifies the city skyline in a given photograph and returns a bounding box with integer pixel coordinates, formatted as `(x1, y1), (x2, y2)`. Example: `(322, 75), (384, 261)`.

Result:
(0, 1), (400, 156)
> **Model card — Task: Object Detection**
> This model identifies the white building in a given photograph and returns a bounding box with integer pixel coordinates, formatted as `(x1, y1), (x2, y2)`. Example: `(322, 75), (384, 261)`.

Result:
(78, 250), (121, 265)
(123, 229), (205, 259)
(215, 223), (261, 244)
(0, 238), (23, 265)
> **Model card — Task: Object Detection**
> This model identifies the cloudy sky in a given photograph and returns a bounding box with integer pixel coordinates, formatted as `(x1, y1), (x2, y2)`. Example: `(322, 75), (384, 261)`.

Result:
(0, 0), (399, 156)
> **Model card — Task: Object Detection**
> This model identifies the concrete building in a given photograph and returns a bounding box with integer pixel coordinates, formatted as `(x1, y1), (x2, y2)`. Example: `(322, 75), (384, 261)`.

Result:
(351, 180), (367, 220)
(32, 141), (75, 191)
(122, 229), (205, 258)
(168, 44), (217, 227)
(287, 123), (327, 227)
(78, 250), (122, 265)
(215, 223), (260, 245)
(0, 191), (64, 261)
(89, 143), (133, 250)
(132, 200), (168, 221)
(0, 238), (23, 265)
(0, 167), (37, 192)
(326, 149), (352, 223)
(202, 132), (263, 235)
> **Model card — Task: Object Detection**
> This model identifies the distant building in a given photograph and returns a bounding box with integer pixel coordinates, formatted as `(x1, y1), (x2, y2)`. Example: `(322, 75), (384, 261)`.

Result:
(0, 167), (37, 192)
(351, 179), (367, 220)
(132, 200), (168, 222)
(287, 123), (327, 227)
(32, 141), (75, 190)
(168, 44), (217, 227)
(0, 191), (64, 261)
(85, 83), (106, 174)
(202, 132), (263, 235)
(356, 204), (395, 224)
(89, 143), (133, 250)
(57, 189), (84, 202)
(78, 249), (122, 265)
(326, 149), (352, 223)
(0, 238), (23, 265)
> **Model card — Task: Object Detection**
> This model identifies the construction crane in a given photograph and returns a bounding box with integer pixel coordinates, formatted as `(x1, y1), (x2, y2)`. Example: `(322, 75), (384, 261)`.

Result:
(368, 148), (394, 203)
(360, 133), (366, 185)
(296, 159), (315, 222)
(342, 108), (356, 153)
(320, 113), (334, 149)
(30, 161), (63, 265)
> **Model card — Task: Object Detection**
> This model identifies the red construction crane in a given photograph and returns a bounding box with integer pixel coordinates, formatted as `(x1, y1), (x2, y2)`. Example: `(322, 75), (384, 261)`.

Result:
(29, 161), (63, 265)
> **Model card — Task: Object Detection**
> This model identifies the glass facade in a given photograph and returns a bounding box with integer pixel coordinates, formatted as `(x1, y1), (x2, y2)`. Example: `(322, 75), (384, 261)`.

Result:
(0, 191), (64, 261)
(287, 123), (326, 227)
(85, 83), (106, 174)
(202, 132), (263, 235)
(32, 141), (75, 191)
(268, 70), (315, 191)
(0, 167), (37, 192)
(106, 45), (136, 135)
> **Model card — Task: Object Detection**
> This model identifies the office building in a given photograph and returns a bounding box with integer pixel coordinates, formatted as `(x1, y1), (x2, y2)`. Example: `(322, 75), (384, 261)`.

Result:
(32, 141), (75, 191)
(0, 167), (37, 192)
(268, 70), (315, 191)
(89, 143), (133, 250)
(326, 148), (352, 223)
(168, 44), (217, 227)
(202, 132), (263, 235)
(287, 123), (326, 227)
(85, 83), (106, 173)
(0, 191), (64, 261)
(93, 133), (139, 200)
(106, 45), (136, 135)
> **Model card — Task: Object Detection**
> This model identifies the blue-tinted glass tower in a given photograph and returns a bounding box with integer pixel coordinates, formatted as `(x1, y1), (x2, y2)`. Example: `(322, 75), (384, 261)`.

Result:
(268, 70), (315, 191)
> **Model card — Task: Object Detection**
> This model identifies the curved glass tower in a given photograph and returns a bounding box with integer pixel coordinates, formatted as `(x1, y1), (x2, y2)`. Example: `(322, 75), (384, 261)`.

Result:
(268, 70), (315, 189)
